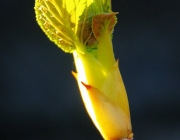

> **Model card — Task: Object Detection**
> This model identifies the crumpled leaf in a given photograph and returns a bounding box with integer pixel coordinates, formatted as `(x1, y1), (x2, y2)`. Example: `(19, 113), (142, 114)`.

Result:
(92, 12), (117, 40)
(34, 0), (113, 52)
(35, 0), (76, 52)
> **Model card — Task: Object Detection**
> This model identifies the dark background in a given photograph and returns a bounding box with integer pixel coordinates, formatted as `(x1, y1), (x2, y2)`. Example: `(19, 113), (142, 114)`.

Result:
(1, 0), (180, 139)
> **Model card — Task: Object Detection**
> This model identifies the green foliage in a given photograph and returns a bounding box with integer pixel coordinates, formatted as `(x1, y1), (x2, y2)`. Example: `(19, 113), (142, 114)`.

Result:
(35, 0), (113, 53)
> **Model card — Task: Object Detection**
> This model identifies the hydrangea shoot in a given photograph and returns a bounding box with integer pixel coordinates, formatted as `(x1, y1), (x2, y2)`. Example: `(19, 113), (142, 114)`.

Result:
(34, 0), (133, 139)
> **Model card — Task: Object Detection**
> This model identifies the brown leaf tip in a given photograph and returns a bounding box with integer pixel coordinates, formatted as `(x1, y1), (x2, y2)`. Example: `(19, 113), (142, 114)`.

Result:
(92, 12), (118, 39)
(81, 82), (91, 89)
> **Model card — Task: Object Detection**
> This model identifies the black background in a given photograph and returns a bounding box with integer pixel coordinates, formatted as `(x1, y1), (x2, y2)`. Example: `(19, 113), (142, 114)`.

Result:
(1, 0), (180, 139)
